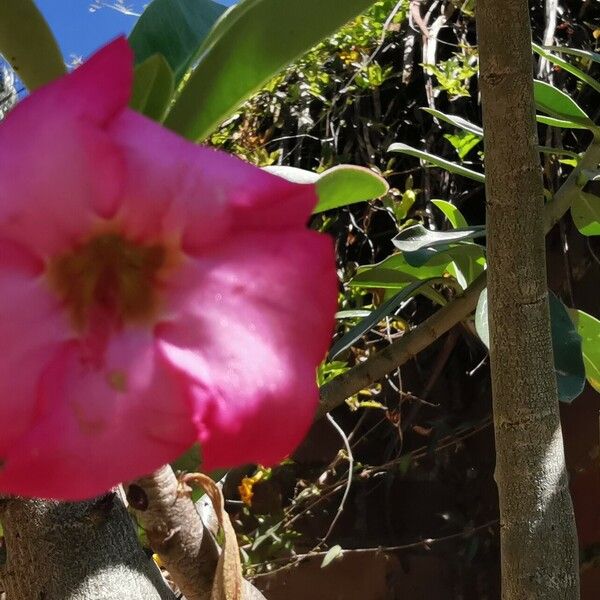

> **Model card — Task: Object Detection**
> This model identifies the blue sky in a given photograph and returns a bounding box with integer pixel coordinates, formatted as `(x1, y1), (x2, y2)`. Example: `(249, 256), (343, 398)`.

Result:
(36, 0), (237, 61)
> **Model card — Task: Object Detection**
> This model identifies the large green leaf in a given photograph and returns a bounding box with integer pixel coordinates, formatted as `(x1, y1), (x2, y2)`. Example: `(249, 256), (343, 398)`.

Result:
(569, 310), (600, 393)
(165, 0), (376, 140)
(475, 289), (586, 403)
(534, 80), (595, 128)
(264, 165), (389, 213)
(388, 143), (485, 182)
(533, 43), (600, 94)
(130, 54), (175, 121)
(0, 0), (65, 90)
(129, 0), (226, 82)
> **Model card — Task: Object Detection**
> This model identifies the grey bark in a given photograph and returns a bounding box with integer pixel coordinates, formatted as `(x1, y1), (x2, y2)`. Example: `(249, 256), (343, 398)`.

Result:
(129, 465), (266, 600)
(0, 495), (176, 600)
(477, 1), (580, 598)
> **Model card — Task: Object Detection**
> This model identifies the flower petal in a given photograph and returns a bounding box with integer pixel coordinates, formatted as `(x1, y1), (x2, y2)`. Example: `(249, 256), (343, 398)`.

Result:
(0, 329), (196, 500)
(4, 37), (131, 128)
(109, 110), (319, 252)
(156, 231), (337, 470)
(0, 40), (132, 258)
(0, 114), (124, 257)
(0, 240), (69, 458)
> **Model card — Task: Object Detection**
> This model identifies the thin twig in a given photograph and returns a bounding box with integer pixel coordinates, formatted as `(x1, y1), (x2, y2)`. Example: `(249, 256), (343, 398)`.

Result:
(251, 519), (499, 578)
(321, 414), (354, 543)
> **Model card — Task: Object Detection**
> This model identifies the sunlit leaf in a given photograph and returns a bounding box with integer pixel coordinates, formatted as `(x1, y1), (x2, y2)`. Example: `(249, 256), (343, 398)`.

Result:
(165, 0), (377, 140)
(534, 80), (595, 128)
(264, 165), (389, 213)
(392, 225), (486, 253)
(431, 199), (469, 228)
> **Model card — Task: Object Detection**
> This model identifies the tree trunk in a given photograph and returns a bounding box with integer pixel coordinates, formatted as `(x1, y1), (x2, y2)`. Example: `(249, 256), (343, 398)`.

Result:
(476, 1), (580, 599)
(0, 495), (176, 600)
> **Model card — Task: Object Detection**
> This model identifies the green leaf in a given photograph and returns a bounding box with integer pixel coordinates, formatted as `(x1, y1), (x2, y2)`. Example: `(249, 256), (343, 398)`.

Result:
(321, 545), (343, 568)
(316, 166), (389, 213)
(392, 225), (486, 253)
(534, 80), (595, 128)
(421, 108), (483, 137)
(329, 279), (439, 360)
(388, 143), (485, 182)
(165, 0), (376, 140)
(350, 254), (452, 289)
(533, 43), (600, 94)
(264, 165), (389, 213)
(130, 54), (175, 121)
(569, 310), (600, 393)
(0, 0), (65, 90)
(444, 132), (482, 160)
(536, 114), (590, 130)
(544, 46), (600, 64)
(431, 200), (469, 228)
(129, 0), (226, 82)
(475, 290), (586, 403)
(446, 244), (487, 289)
(571, 176), (600, 236)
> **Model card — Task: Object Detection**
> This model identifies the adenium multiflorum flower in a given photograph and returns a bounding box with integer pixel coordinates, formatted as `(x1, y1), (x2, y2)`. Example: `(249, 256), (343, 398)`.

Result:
(0, 38), (337, 500)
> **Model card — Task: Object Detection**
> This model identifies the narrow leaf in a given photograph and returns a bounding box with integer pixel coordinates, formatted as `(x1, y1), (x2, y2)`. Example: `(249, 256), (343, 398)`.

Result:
(536, 114), (590, 130)
(533, 43), (600, 94)
(0, 0), (65, 90)
(388, 143), (485, 182)
(329, 280), (436, 360)
(392, 225), (486, 253)
(544, 46), (600, 64)
(165, 0), (376, 140)
(421, 107), (483, 137)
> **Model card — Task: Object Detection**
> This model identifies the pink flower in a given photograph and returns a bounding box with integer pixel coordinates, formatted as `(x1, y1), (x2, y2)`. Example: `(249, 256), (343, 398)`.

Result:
(0, 39), (337, 500)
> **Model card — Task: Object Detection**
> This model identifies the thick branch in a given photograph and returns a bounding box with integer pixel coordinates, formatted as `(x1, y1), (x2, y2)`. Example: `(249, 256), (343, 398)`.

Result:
(127, 466), (265, 600)
(318, 139), (600, 417)
(0, 495), (175, 600)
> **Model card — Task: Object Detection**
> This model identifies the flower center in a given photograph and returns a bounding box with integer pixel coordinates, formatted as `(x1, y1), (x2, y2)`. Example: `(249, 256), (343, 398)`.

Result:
(48, 233), (166, 329)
